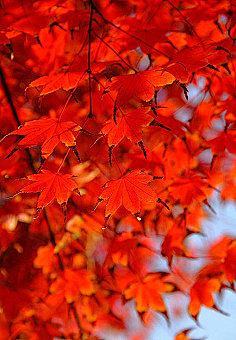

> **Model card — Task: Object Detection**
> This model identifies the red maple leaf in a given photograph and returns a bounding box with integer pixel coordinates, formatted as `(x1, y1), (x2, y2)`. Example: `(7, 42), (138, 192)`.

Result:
(28, 72), (81, 95)
(206, 130), (236, 155)
(8, 118), (81, 158)
(99, 170), (157, 216)
(109, 68), (175, 107)
(102, 107), (152, 146)
(20, 170), (78, 210)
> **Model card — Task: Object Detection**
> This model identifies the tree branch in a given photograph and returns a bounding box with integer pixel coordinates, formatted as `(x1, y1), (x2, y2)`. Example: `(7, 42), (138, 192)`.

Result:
(90, 0), (171, 59)
(43, 208), (87, 336)
(88, 2), (94, 118)
(0, 66), (36, 173)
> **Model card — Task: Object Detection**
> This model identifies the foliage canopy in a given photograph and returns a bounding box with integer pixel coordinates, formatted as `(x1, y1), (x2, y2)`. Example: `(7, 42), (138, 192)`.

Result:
(0, 0), (236, 339)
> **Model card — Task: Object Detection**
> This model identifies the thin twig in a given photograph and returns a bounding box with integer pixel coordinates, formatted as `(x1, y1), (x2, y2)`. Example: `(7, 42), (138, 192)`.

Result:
(0, 66), (36, 173)
(0, 66), (21, 126)
(88, 2), (94, 118)
(164, 0), (202, 44)
(43, 208), (86, 335)
(43, 209), (64, 270)
(93, 31), (137, 72)
(90, 0), (171, 59)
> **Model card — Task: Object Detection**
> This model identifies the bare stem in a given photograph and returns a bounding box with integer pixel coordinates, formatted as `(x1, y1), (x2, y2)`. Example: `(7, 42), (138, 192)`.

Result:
(164, 0), (202, 44)
(0, 66), (36, 173)
(93, 31), (137, 72)
(43, 208), (86, 336)
(88, 2), (94, 118)
(90, 0), (170, 59)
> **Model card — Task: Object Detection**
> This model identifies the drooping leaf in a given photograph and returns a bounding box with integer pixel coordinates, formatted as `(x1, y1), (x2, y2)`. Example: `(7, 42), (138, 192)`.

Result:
(161, 221), (187, 264)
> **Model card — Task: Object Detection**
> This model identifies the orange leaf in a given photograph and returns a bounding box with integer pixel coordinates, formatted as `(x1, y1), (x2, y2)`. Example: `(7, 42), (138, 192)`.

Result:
(11, 13), (51, 36)
(33, 245), (57, 275)
(99, 170), (157, 216)
(188, 278), (221, 316)
(161, 222), (187, 263)
(208, 236), (232, 259)
(171, 44), (215, 73)
(82, 291), (109, 323)
(124, 273), (173, 313)
(20, 170), (78, 209)
(50, 268), (95, 303)
(175, 329), (192, 340)
(223, 242), (236, 283)
(9, 118), (80, 158)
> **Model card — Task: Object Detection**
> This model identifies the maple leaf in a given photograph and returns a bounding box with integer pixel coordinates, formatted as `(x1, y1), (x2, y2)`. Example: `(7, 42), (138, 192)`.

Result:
(171, 44), (216, 73)
(8, 118), (81, 158)
(10, 11), (51, 36)
(20, 170), (78, 210)
(175, 329), (202, 340)
(208, 236), (232, 259)
(102, 107), (152, 146)
(98, 170), (157, 216)
(28, 72), (81, 95)
(1, 0), (236, 336)
(50, 268), (95, 303)
(82, 291), (109, 323)
(169, 176), (208, 205)
(33, 245), (57, 275)
(188, 278), (221, 316)
(206, 130), (236, 155)
(106, 232), (138, 267)
(161, 222), (187, 264)
(105, 232), (154, 272)
(109, 68), (175, 107)
(95, 313), (126, 331)
(124, 273), (174, 313)
(165, 63), (189, 83)
(223, 241), (236, 283)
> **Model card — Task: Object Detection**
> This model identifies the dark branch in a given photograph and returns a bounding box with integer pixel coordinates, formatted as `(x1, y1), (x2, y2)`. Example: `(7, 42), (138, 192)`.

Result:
(0, 66), (36, 173)
(88, 3), (94, 118)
